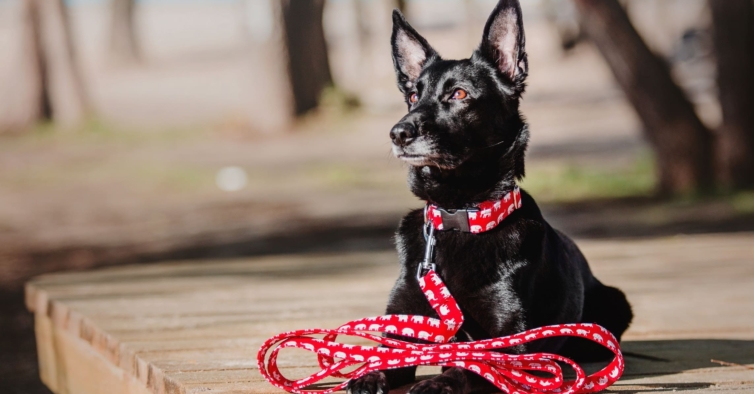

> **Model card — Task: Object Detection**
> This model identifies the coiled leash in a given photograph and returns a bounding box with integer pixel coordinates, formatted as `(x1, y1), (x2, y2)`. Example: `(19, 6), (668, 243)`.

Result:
(258, 187), (624, 393)
(257, 268), (624, 394)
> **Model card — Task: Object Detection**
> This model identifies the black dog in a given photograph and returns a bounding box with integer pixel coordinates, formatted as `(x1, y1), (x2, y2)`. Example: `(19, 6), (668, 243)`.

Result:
(347, 1), (633, 394)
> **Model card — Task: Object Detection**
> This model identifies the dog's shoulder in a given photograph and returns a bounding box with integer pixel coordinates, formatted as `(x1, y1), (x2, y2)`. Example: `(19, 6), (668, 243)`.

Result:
(397, 208), (425, 232)
(517, 189), (582, 258)
(500, 189), (548, 248)
(394, 208), (425, 267)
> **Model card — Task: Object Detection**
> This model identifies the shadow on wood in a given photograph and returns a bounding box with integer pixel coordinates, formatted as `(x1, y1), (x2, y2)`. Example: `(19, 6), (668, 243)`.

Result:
(588, 339), (754, 393)
(622, 339), (754, 377)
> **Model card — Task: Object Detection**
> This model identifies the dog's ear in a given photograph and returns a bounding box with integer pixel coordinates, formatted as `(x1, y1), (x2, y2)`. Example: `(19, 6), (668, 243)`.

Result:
(478, 0), (527, 84)
(391, 9), (437, 93)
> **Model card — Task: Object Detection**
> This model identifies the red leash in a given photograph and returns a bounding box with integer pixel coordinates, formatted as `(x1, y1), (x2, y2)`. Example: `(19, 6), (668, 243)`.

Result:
(257, 269), (624, 394)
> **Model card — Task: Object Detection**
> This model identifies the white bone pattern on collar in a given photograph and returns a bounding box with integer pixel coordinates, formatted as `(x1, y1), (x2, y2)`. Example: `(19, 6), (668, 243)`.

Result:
(426, 186), (522, 233)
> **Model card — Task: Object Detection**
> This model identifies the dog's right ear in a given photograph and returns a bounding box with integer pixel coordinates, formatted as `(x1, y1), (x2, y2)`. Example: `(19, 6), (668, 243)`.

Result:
(391, 10), (437, 94)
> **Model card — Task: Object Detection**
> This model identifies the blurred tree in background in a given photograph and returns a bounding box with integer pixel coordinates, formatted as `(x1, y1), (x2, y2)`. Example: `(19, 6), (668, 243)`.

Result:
(14, 0), (50, 127)
(708, 0), (754, 190)
(1, 0), (752, 192)
(574, 0), (714, 196)
(282, 0), (333, 116)
(574, 0), (754, 195)
(1, 0), (90, 133)
(396, 0), (408, 14)
(110, 0), (140, 64)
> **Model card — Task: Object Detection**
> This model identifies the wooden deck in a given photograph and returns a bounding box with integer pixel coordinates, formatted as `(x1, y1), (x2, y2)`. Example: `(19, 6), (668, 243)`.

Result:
(25, 233), (754, 394)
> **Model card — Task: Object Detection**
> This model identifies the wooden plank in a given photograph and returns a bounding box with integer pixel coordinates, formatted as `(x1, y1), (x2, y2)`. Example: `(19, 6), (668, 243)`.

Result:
(35, 312), (153, 394)
(26, 236), (754, 394)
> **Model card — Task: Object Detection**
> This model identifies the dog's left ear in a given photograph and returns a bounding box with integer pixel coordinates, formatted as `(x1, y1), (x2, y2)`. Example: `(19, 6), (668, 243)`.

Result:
(478, 0), (528, 85)
(391, 10), (438, 93)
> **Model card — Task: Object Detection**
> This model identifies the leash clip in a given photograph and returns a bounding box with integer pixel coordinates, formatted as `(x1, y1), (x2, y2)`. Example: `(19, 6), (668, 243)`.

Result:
(417, 224), (436, 279)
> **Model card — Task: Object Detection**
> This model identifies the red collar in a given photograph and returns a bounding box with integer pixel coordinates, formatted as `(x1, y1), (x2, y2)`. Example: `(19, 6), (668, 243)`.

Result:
(425, 186), (522, 233)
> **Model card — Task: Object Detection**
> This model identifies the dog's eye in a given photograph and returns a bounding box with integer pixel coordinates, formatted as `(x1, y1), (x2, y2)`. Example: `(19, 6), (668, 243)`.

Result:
(409, 93), (419, 104)
(451, 89), (468, 100)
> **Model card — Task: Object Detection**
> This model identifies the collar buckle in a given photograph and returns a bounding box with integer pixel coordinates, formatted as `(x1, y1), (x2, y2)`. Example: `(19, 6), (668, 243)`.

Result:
(437, 208), (476, 232)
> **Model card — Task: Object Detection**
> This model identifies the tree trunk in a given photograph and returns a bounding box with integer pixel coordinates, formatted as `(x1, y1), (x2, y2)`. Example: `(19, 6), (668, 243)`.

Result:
(281, 0), (332, 116)
(354, 0), (370, 50)
(396, 0), (408, 14)
(708, 0), (754, 190)
(573, 0), (715, 195)
(110, 0), (140, 64)
(27, 0), (52, 122)
(0, 0), (50, 133)
(0, 0), (90, 131)
(242, 0), (294, 133)
(44, 0), (90, 125)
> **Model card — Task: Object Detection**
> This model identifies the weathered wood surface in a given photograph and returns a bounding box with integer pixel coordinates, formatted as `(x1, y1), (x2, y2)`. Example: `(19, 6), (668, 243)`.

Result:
(26, 233), (754, 394)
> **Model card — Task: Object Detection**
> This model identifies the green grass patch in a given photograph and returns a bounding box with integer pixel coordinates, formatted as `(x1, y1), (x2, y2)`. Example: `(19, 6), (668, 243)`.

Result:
(730, 191), (754, 214)
(2, 117), (206, 149)
(521, 154), (656, 203)
(123, 165), (212, 193)
(304, 163), (365, 188)
(0, 118), (215, 193)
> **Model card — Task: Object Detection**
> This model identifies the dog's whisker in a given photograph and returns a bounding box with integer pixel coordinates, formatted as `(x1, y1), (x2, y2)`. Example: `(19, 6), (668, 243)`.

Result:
(484, 139), (507, 149)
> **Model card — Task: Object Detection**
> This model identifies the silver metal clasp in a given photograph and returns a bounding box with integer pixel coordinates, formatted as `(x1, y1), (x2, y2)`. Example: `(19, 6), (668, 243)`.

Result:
(417, 223), (436, 279)
(436, 207), (476, 232)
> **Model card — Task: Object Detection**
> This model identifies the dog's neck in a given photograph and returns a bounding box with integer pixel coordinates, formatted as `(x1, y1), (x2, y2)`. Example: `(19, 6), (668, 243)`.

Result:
(408, 123), (529, 209)
(408, 159), (515, 208)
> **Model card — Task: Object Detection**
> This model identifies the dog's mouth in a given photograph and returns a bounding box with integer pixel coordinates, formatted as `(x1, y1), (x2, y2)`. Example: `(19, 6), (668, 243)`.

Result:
(392, 137), (471, 170)
(395, 152), (465, 170)
(397, 153), (434, 166)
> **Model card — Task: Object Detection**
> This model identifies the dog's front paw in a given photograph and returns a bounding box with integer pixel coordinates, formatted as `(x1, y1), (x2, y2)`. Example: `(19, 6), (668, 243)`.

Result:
(347, 371), (389, 394)
(408, 377), (461, 394)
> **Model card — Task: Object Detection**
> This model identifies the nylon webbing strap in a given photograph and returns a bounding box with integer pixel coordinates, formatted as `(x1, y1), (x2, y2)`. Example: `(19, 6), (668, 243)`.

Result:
(257, 269), (624, 394)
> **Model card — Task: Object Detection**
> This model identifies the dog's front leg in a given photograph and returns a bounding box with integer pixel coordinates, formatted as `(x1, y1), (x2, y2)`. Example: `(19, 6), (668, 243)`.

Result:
(347, 366), (417, 394)
(408, 367), (495, 394)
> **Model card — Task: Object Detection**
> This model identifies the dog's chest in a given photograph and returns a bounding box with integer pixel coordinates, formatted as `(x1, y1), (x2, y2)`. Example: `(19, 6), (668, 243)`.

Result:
(425, 232), (529, 337)
(431, 228), (525, 280)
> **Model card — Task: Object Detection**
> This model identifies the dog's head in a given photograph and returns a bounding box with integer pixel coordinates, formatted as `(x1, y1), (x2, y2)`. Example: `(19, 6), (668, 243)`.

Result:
(389, 0), (529, 203)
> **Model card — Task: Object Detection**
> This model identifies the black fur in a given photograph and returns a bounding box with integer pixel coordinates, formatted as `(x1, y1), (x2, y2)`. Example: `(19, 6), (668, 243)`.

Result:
(348, 2), (633, 394)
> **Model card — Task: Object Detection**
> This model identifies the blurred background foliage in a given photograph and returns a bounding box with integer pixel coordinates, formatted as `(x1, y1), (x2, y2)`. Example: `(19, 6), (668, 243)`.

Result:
(1, 0), (754, 393)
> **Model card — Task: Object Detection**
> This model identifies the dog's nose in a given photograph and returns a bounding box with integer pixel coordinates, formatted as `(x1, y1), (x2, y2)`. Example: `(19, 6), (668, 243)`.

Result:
(390, 123), (417, 146)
